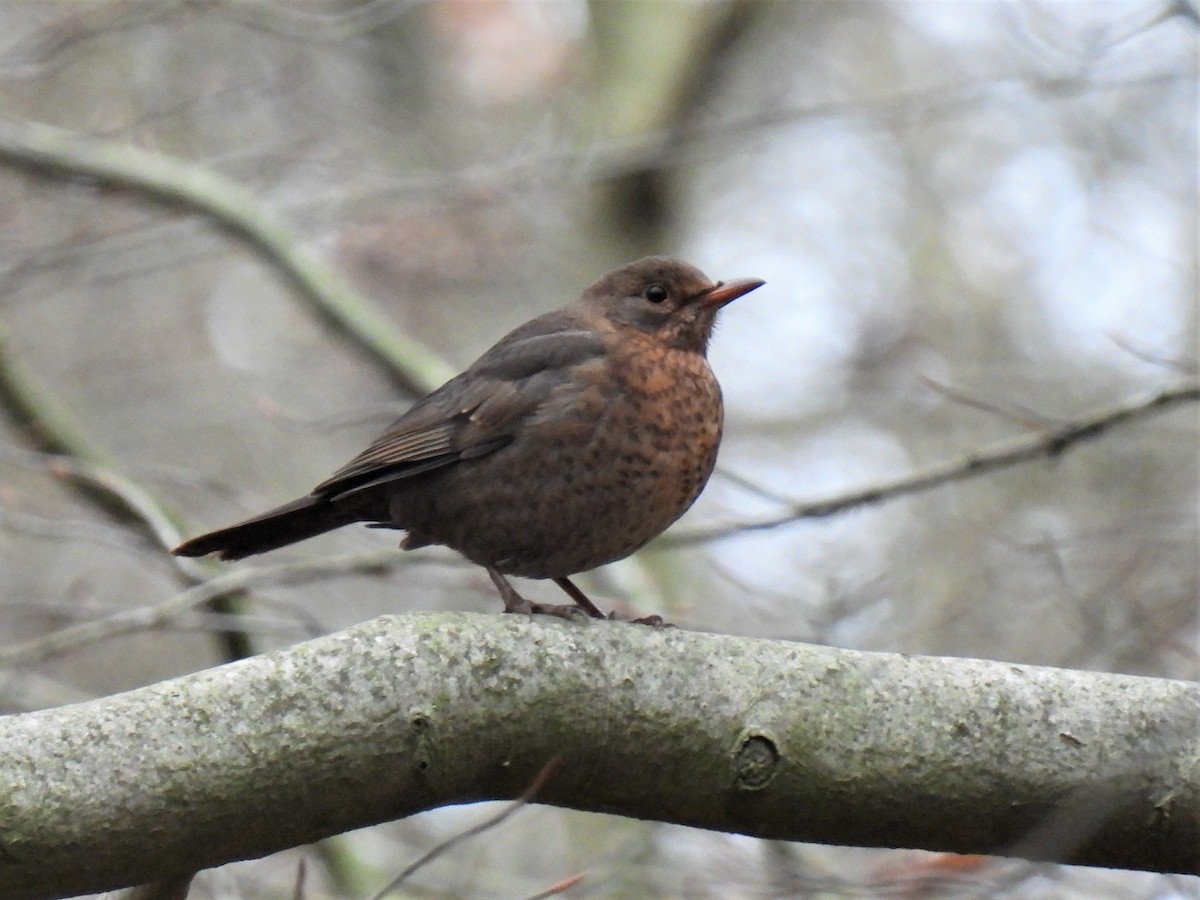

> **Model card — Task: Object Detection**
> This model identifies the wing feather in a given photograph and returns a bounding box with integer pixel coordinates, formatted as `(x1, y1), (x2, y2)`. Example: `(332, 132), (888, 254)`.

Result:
(312, 325), (607, 500)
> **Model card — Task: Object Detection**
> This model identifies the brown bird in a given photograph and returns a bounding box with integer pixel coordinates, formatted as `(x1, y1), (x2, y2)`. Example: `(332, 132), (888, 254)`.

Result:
(174, 256), (764, 621)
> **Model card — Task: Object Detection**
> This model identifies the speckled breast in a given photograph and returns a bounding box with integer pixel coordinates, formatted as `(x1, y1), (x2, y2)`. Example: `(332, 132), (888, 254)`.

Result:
(399, 333), (725, 579)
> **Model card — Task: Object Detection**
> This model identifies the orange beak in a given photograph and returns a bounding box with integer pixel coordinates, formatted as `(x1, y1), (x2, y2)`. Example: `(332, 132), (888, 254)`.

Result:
(697, 277), (766, 308)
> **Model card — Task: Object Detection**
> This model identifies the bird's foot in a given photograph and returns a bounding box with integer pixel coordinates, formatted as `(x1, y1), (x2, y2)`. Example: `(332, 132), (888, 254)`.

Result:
(551, 576), (607, 619)
(489, 568), (594, 622)
(606, 610), (677, 628)
(487, 569), (672, 624)
(506, 598), (594, 623)
(551, 574), (676, 626)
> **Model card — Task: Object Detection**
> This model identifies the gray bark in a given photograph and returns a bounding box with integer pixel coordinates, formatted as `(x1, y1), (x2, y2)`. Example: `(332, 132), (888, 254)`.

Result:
(2, 613), (1197, 898)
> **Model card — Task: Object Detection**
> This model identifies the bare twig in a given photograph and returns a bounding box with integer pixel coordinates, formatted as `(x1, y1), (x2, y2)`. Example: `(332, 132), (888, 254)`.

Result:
(0, 325), (108, 465)
(0, 116), (452, 395)
(340, 70), (1190, 214)
(0, 505), (147, 553)
(522, 873), (586, 900)
(5, 595), (325, 642)
(365, 756), (562, 900)
(0, 323), (261, 658)
(0, 550), (402, 668)
(712, 466), (800, 505)
(44, 456), (189, 555)
(0, 446), (209, 578)
(672, 382), (1200, 544)
(0, 329), (188, 551)
(916, 376), (1058, 430)
(1107, 332), (1199, 376)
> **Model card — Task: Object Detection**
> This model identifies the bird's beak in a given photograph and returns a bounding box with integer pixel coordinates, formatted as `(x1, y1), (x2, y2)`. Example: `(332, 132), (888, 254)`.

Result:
(697, 277), (766, 308)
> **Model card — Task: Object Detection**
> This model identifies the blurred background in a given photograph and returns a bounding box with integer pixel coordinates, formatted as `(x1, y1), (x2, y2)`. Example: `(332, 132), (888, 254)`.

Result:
(0, 1), (1196, 897)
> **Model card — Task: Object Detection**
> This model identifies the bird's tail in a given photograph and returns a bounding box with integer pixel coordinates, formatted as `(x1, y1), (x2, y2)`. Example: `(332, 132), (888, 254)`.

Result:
(173, 495), (362, 560)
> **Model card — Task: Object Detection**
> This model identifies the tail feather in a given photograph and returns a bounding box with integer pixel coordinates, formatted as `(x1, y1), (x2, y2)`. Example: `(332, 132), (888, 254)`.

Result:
(173, 495), (360, 561)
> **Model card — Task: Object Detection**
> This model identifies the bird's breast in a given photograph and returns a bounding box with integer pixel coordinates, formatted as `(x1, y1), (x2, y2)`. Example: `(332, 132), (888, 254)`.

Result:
(605, 333), (724, 490)
(513, 332), (725, 570)
(393, 332), (725, 578)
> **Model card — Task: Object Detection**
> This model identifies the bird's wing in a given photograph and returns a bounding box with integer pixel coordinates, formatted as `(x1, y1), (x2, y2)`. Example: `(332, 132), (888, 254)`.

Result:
(312, 327), (606, 499)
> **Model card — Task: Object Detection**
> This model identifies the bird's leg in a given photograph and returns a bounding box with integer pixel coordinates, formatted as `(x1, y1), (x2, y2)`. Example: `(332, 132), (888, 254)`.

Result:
(490, 568), (671, 626)
(553, 575), (675, 626)
(488, 568), (591, 622)
(551, 576), (607, 619)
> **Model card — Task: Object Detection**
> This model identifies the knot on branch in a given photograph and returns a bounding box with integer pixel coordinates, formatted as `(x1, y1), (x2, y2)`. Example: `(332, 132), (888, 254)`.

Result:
(733, 733), (779, 791)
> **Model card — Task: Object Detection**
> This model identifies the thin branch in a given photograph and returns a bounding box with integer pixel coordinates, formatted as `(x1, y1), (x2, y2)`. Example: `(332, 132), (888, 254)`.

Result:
(0, 3), (188, 76)
(0, 116), (453, 395)
(366, 756), (561, 900)
(0, 0), (418, 66)
(0, 550), (401, 668)
(916, 376), (1058, 430)
(45, 456), (189, 555)
(522, 873), (586, 900)
(0, 330), (187, 551)
(217, 0), (420, 40)
(1107, 332), (1199, 376)
(5, 596), (323, 642)
(0, 325), (110, 466)
(711, 466), (800, 506)
(672, 382), (1200, 545)
(0, 324), (261, 658)
(0, 506), (147, 553)
(344, 70), (1191, 213)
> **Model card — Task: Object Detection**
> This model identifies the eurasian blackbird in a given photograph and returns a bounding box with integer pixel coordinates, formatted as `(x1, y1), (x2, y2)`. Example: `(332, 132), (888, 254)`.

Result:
(174, 256), (764, 621)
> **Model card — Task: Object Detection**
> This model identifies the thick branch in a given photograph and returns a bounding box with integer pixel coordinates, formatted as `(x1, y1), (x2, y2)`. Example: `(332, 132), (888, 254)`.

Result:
(2, 613), (1196, 898)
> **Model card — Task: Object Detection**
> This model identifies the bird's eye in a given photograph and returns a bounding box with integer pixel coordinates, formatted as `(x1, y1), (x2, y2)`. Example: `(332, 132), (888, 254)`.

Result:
(645, 284), (668, 303)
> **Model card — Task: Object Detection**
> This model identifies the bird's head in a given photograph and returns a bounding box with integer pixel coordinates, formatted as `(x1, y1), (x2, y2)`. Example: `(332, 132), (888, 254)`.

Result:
(580, 256), (764, 354)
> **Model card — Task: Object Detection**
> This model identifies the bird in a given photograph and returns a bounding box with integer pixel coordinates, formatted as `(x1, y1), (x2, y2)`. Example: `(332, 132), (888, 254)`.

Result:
(174, 256), (764, 622)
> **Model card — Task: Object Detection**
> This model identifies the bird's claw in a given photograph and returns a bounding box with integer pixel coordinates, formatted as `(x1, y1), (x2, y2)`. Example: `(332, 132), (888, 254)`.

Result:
(606, 610), (676, 628)
(502, 597), (593, 623)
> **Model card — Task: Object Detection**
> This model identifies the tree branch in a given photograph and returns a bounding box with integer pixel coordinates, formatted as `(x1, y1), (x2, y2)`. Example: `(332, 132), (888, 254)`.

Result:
(0, 550), (398, 667)
(675, 381), (1200, 543)
(0, 116), (453, 395)
(2, 613), (1196, 898)
(0, 327), (257, 660)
